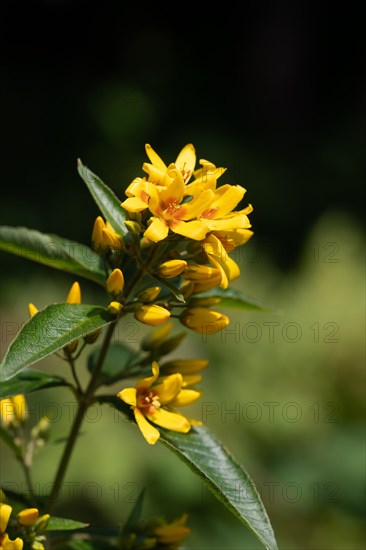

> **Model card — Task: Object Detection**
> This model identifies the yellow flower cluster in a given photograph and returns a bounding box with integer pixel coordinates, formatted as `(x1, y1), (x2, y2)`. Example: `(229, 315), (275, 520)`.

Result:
(121, 144), (253, 289)
(90, 144), (253, 338)
(0, 501), (49, 550)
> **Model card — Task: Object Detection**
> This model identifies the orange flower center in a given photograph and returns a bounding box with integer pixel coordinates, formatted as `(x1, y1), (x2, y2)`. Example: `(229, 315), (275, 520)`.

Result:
(162, 199), (186, 226)
(137, 389), (161, 414)
(201, 208), (217, 219)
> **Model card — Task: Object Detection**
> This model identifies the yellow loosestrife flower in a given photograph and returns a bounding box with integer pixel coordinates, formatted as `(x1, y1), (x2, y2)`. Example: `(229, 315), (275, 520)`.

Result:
(202, 234), (240, 289)
(17, 509), (38, 527)
(108, 301), (123, 315)
(106, 269), (124, 296)
(180, 308), (229, 334)
(0, 395), (27, 425)
(28, 304), (38, 317)
(150, 513), (190, 547)
(138, 286), (161, 303)
(92, 216), (123, 253)
(122, 143), (253, 247)
(117, 362), (201, 445)
(66, 282), (81, 304)
(0, 503), (23, 550)
(134, 305), (171, 326)
(160, 359), (208, 388)
(156, 260), (187, 278)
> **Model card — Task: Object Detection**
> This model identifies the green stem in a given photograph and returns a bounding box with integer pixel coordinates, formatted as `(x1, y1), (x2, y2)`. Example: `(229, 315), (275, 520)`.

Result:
(48, 321), (117, 511)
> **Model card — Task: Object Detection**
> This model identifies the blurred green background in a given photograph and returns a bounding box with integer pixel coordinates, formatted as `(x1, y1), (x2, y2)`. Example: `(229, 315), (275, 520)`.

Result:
(1, 1), (365, 549)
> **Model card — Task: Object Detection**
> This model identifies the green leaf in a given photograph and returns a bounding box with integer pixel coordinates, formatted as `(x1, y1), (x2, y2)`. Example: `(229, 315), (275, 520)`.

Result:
(151, 275), (185, 303)
(44, 517), (89, 531)
(0, 226), (105, 286)
(0, 370), (69, 398)
(159, 427), (278, 549)
(0, 304), (115, 382)
(102, 398), (278, 550)
(87, 342), (142, 384)
(192, 287), (269, 311)
(122, 488), (145, 534)
(77, 160), (128, 237)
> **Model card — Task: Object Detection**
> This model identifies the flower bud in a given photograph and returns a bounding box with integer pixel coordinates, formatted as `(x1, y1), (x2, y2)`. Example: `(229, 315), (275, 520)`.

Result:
(138, 286), (161, 303)
(66, 282), (81, 304)
(83, 329), (101, 344)
(189, 297), (221, 307)
(102, 226), (123, 250)
(141, 321), (173, 351)
(179, 308), (229, 334)
(156, 260), (187, 279)
(17, 508), (39, 526)
(106, 269), (124, 296)
(183, 264), (220, 280)
(108, 301), (123, 315)
(134, 305), (171, 326)
(92, 216), (123, 254)
(28, 303), (39, 317)
(34, 514), (50, 531)
(125, 220), (141, 234)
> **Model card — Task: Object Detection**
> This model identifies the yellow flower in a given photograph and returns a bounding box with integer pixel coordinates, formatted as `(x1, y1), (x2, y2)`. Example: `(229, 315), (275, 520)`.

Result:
(66, 282), (81, 304)
(180, 307), (229, 334)
(150, 513), (190, 548)
(202, 234), (241, 289)
(91, 216), (123, 254)
(156, 260), (187, 279)
(28, 304), (38, 317)
(117, 362), (201, 445)
(0, 503), (23, 550)
(138, 286), (162, 303)
(182, 264), (223, 293)
(134, 305), (171, 327)
(160, 359), (208, 387)
(17, 509), (38, 527)
(108, 301), (123, 315)
(143, 143), (197, 186)
(0, 395), (27, 426)
(106, 269), (124, 296)
(124, 169), (213, 242)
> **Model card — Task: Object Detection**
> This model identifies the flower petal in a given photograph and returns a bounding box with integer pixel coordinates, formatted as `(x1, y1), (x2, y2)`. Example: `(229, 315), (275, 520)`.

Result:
(0, 503), (12, 534)
(117, 387), (137, 407)
(172, 220), (208, 241)
(161, 359), (208, 374)
(175, 143), (196, 183)
(146, 408), (191, 433)
(145, 144), (167, 171)
(144, 218), (169, 242)
(134, 408), (160, 445)
(204, 214), (249, 232)
(210, 185), (246, 217)
(121, 197), (149, 212)
(169, 389), (202, 407)
(136, 362), (160, 390)
(152, 373), (183, 405)
(180, 189), (215, 220)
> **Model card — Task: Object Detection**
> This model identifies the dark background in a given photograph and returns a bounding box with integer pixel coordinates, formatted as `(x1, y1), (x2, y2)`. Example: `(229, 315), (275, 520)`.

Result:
(2, 1), (364, 271)
(1, 2), (365, 549)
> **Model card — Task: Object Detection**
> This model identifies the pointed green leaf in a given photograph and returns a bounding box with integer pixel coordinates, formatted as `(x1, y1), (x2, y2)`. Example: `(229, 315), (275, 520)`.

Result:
(0, 304), (115, 381)
(44, 517), (89, 531)
(0, 370), (69, 399)
(122, 488), (145, 534)
(87, 342), (142, 384)
(102, 397), (278, 550)
(0, 226), (105, 285)
(77, 160), (128, 236)
(192, 287), (269, 311)
(159, 427), (277, 550)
